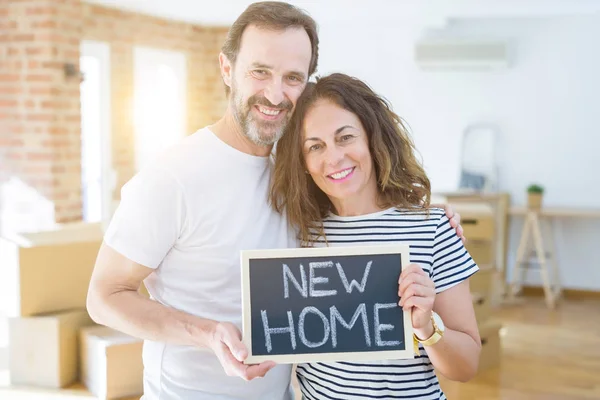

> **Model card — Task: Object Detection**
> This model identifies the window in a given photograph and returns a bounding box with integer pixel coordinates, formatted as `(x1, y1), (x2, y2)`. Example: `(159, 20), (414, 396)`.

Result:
(80, 41), (113, 224)
(133, 47), (187, 172)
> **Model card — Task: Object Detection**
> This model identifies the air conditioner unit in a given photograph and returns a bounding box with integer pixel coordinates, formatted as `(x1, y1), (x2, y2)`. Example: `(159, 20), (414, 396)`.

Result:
(414, 39), (511, 70)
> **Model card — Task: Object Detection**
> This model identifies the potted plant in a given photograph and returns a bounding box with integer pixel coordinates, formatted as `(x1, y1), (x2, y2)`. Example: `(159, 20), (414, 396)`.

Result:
(527, 184), (544, 209)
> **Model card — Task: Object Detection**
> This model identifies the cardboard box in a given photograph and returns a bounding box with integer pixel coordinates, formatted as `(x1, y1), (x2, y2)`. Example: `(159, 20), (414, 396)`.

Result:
(472, 293), (492, 325)
(461, 216), (494, 241)
(0, 223), (102, 317)
(291, 364), (301, 399)
(454, 203), (495, 241)
(478, 322), (502, 371)
(465, 240), (494, 266)
(139, 282), (149, 298)
(80, 325), (143, 399)
(469, 266), (495, 295)
(9, 309), (94, 388)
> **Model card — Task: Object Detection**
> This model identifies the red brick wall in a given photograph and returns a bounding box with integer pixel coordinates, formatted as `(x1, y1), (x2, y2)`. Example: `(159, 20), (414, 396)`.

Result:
(1, 0), (84, 224)
(1, 0), (228, 227)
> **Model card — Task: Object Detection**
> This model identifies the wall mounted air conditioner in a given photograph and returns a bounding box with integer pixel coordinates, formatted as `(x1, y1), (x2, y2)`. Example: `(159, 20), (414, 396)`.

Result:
(414, 39), (511, 70)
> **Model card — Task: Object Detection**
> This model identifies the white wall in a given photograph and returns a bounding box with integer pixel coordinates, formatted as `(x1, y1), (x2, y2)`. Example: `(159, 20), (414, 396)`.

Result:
(315, 15), (600, 290)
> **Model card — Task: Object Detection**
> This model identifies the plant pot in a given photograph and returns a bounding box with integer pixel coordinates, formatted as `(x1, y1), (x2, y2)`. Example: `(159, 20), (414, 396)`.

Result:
(527, 192), (543, 210)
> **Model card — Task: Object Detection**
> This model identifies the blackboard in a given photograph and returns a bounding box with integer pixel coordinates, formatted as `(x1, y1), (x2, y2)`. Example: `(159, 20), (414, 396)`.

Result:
(241, 244), (413, 364)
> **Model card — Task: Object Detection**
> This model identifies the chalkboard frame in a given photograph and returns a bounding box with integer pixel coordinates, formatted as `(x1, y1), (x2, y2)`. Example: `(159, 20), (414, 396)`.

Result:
(241, 244), (414, 364)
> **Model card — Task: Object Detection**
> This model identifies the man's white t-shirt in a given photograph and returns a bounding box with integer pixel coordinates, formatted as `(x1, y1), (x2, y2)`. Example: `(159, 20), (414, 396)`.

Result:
(104, 127), (296, 400)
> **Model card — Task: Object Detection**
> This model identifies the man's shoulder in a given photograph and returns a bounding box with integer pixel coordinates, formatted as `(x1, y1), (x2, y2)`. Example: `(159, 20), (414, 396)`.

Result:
(152, 127), (218, 175)
(121, 128), (216, 194)
(161, 127), (215, 161)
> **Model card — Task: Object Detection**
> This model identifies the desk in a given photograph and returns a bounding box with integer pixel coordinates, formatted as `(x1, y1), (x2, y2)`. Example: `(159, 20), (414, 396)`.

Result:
(434, 192), (511, 305)
(508, 206), (600, 308)
(510, 207), (600, 218)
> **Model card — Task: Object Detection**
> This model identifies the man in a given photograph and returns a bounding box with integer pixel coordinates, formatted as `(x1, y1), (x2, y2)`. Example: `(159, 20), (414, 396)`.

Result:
(86, 2), (464, 399)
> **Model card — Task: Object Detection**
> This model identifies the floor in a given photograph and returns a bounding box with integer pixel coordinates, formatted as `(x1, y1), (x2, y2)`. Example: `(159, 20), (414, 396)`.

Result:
(0, 296), (599, 399)
(439, 296), (600, 400)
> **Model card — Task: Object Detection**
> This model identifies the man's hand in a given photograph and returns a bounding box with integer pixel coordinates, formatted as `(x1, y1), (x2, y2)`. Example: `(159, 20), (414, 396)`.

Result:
(432, 203), (465, 243)
(209, 322), (276, 381)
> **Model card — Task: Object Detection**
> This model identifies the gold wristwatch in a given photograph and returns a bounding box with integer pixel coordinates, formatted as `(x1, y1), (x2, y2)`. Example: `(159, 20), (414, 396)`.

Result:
(413, 311), (445, 354)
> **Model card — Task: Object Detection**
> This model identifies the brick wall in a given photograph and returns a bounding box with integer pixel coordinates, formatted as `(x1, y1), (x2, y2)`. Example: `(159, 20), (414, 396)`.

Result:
(1, 0), (228, 229)
(1, 0), (84, 226)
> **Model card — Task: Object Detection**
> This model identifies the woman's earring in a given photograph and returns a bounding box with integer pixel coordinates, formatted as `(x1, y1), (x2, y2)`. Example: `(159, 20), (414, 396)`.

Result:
(304, 170), (309, 174)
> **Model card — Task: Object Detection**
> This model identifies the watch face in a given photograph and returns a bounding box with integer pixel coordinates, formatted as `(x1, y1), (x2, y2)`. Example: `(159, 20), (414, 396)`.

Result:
(433, 312), (445, 331)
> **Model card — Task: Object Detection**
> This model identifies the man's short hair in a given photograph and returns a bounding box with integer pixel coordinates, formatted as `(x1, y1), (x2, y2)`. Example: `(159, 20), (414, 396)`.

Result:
(221, 1), (319, 93)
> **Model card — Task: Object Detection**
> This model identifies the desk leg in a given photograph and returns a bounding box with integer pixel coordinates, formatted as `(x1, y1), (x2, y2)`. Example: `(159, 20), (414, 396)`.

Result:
(546, 218), (563, 300)
(531, 213), (556, 308)
(511, 212), (532, 298)
(495, 194), (510, 302)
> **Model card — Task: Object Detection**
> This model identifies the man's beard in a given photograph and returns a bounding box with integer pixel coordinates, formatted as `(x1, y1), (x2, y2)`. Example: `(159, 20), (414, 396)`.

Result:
(231, 82), (293, 147)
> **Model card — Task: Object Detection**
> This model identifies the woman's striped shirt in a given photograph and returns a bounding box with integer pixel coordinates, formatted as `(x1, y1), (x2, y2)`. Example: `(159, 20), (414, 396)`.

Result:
(296, 207), (479, 400)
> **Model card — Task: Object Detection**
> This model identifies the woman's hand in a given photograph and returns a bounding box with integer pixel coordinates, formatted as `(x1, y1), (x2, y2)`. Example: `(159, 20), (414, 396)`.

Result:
(398, 263), (436, 340)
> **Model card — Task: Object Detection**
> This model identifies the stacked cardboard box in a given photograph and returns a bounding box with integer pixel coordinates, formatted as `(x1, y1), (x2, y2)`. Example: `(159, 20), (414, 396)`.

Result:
(456, 204), (503, 372)
(80, 326), (143, 399)
(1, 223), (144, 398)
(1, 223), (102, 318)
(9, 310), (94, 387)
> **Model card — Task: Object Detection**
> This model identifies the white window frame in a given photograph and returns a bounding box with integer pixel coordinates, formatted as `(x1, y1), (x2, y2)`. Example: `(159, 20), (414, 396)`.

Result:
(80, 40), (114, 225)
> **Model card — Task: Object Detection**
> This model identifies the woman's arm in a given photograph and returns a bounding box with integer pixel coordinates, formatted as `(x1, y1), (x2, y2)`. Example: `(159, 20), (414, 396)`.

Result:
(399, 265), (481, 382)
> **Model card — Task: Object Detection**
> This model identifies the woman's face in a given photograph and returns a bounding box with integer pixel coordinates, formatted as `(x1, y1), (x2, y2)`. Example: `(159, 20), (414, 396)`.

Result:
(302, 99), (378, 210)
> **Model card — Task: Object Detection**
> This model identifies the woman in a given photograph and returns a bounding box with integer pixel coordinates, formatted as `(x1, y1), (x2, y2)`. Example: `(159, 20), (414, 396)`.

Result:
(270, 73), (481, 400)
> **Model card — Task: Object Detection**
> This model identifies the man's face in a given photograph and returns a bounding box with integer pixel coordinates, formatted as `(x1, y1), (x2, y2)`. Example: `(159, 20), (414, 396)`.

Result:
(225, 25), (312, 146)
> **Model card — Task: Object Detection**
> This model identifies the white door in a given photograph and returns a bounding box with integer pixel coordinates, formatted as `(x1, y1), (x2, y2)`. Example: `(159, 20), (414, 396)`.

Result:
(133, 47), (187, 172)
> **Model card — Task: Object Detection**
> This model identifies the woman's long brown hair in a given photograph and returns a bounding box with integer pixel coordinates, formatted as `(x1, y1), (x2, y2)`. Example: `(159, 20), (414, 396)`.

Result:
(270, 73), (431, 246)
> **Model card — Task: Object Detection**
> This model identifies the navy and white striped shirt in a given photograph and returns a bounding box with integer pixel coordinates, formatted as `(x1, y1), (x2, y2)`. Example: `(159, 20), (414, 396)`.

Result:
(297, 207), (478, 400)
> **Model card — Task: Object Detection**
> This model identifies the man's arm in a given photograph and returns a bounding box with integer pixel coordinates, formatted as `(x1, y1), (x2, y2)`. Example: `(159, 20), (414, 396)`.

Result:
(86, 242), (275, 381)
(87, 242), (213, 346)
